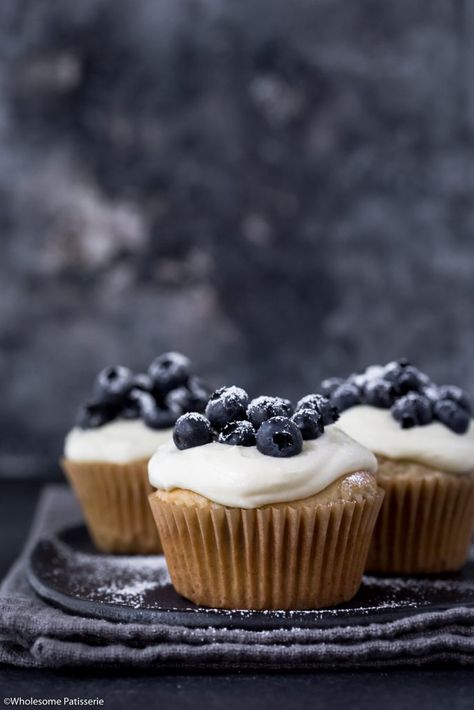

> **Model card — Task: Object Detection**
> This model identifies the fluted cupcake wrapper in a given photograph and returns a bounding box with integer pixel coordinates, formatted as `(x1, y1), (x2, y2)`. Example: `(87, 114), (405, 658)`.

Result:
(149, 490), (383, 610)
(62, 459), (162, 554)
(367, 463), (474, 574)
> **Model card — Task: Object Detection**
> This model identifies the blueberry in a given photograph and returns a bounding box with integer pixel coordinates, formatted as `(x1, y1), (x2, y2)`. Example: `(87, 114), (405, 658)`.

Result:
(165, 378), (211, 416)
(391, 393), (433, 429)
(144, 405), (178, 429)
(120, 381), (156, 419)
(320, 377), (344, 397)
(127, 388), (154, 411)
(205, 386), (249, 430)
(398, 366), (430, 394)
(295, 393), (339, 424)
(120, 393), (142, 420)
(131, 389), (178, 429)
(421, 385), (441, 403)
(188, 376), (211, 412)
(383, 360), (408, 383)
(93, 365), (134, 404)
(383, 361), (429, 395)
(76, 401), (118, 429)
(148, 352), (191, 394)
(433, 399), (470, 434)
(364, 365), (385, 381)
(330, 383), (361, 412)
(291, 408), (324, 440)
(218, 420), (256, 446)
(165, 387), (195, 415)
(132, 373), (154, 393)
(256, 416), (303, 458)
(247, 395), (293, 429)
(437, 385), (472, 415)
(347, 372), (368, 389)
(173, 413), (213, 450)
(362, 379), (396, 408)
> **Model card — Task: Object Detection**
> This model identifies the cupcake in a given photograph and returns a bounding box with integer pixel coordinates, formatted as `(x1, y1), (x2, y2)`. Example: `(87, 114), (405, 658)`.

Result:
(148, 387), (383, 610)
(325, 360), (474, 574)
(62, 352), (210, 554)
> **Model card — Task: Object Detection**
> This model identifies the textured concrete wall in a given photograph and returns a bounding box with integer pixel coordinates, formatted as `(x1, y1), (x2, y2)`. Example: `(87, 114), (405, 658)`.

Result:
(1, 1), (474, 473)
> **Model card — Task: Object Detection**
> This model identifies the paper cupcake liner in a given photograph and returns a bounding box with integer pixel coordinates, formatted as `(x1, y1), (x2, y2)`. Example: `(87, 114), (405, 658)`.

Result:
(366, 461), (474, 574)
(149, 489), (383, 610)
(62, 459), (162, 554)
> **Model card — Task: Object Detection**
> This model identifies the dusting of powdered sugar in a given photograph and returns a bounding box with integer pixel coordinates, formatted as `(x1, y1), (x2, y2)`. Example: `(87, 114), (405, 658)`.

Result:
(45, 536), (171, 609)
(95, 578), (160, 606)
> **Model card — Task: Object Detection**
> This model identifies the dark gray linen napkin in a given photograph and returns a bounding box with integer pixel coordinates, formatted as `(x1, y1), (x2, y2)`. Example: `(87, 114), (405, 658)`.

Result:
(0, 484), (473, 670)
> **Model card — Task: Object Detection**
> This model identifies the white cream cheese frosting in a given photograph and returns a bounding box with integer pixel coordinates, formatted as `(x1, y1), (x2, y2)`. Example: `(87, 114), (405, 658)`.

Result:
(335, 405), (474, 474)
(148, 425), (377, 508)
(64, 419), (173, 464)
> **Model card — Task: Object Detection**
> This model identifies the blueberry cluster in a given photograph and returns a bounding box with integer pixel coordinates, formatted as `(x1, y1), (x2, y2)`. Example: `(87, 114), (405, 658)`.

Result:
(321, 360), (472, 434)
(76, 352), (210, 430)
(172, 387), (340, 457)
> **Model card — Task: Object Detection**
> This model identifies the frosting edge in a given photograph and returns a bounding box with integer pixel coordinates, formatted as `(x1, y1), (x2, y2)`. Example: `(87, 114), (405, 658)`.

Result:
(335, 405), (474, 474)
(148, 426), (377, 508)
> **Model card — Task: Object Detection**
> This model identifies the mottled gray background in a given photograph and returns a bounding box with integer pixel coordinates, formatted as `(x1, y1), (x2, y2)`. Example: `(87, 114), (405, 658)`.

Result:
(1, 0), (474, 475)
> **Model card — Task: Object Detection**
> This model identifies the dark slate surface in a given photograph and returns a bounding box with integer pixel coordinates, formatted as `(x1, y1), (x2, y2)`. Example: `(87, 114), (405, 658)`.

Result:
(1, 666), (473, 710)
(1, 1), (474, 474)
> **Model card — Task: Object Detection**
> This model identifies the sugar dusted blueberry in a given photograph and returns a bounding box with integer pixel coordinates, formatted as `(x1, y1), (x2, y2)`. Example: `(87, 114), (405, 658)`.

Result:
(325, 360), (471, 434)
(295, 393), (338, 424)
(77, 353), (209, 431)
(397, 365), (430, 394)
(132, 373), (154, 393)
(144, 405), (179, 429)
(433, 399), (470, 434)
(120, 390), (142, 420)
(330, 383), (361, 412)
(364, 365), (385, 381)
(76, 401), (118, 429)
(346, 372), (368, 389)
(382, 360), (408, 384)
(391, 393), (433, 429)
(256, 416), (303, 458)
(437, 385), (471, 415)
(166, 378), (210, 416)
(247, 395), (293, 429)
(165, 386), (194, 415)
(320, 377), (344, 397)
(385, 357), (410, 372)
(218, 420), (256, 446)
(148, 352), (191, 393)
(93, 365), (134, 404)
(173, 413), (213, 450)
(187, 376), (211, 412)
(121, 375), (154, 417)
(130, 389), (178, 429)
(291, 408), (324, 440)
(205, 386), (249, 430)
(421, 385), (441, 403)
(382, 361), (429, 395)
(362, 379), (396, 408)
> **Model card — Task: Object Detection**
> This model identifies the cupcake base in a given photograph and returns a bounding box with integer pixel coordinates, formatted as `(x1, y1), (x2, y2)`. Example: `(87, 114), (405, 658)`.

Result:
(366, 457), (474, 574)
(62, 458), (162, 554)
(149, 476), (383, 610)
